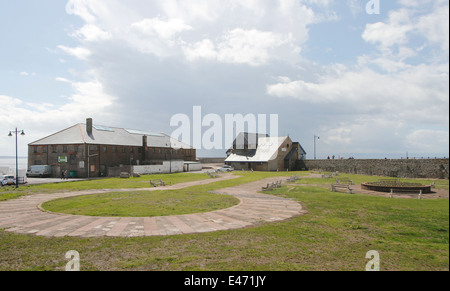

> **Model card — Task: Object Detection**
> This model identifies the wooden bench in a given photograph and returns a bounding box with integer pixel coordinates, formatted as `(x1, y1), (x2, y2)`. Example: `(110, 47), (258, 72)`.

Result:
(331, 183), (354, 194)
(207, 171), (220, 178)
(262, 183), (274, 191)
(286, 175), (300, 183)
(335, 177), (354, 185)
(273, 181), (282, 188)
(150, 179), (166, 187)
(390, 189), (423, 199)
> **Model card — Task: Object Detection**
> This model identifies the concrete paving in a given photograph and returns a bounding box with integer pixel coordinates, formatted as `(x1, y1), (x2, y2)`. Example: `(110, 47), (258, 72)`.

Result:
(0, 174), (304, 238)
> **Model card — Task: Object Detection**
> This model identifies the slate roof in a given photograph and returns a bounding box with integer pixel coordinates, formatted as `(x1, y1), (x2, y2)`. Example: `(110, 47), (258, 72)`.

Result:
(225, 136), (288, 163)
(29, 123), (193, 149)
(232, 132), (269, 150)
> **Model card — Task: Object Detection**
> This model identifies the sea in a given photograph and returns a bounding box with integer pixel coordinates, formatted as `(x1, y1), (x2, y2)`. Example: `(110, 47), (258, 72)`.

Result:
(0, 156), (28, 175)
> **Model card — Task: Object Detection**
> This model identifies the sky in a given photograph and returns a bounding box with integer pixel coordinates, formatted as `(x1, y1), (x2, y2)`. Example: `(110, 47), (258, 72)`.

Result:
(0, 0), (449, 159)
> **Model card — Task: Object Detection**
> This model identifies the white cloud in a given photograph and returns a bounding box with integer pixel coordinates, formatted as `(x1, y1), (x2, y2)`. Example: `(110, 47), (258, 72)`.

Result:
(158, 0), (223, 23)
(0, 78), (118, 155)
(55, 77), (71, 83)
(24, 0), (445, 158)
(183, 39), (217, 62)
(416, 6), (449, 51)
(60, 0), (316, 65)
(268, 63), (449, 124)
(131, 17), (193, 39)
(58, 45), (92, 60)
(182, 29), (300, 66)
(219, 29), (295, 66)
(362, 9), (413, 49)
(74, 24), (111, 42)
(406, 129), (450, 153)
(19, 72), (36, 76)
(362, 0), (449, 53)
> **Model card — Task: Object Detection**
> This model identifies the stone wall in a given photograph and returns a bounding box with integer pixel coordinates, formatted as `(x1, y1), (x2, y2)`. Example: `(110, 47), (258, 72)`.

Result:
(198, 157), (226, 164)
(298, 159), (449, 180)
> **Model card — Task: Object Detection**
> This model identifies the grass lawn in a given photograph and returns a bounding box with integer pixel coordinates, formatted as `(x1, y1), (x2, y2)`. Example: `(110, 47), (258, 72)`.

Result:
(41, 190), (240, 217)
(0, 173), (211, 202)
(0, 171), (448, 271)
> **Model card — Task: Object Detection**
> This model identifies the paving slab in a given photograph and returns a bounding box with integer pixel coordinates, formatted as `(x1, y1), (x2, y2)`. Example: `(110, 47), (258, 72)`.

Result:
(0, 174), (304, 237)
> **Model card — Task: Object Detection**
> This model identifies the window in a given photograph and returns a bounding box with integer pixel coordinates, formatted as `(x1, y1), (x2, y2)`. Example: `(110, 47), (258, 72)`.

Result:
(103, 146), (107, 153)
(43, 147), (47, 153)
(90, 145), (98, 151)
(70, 155), (77, 165)
(63, 146), (68, 153)
(74, 146), (79, 153)
(33, 147), (38, 153)
(52, 146), (57, 153)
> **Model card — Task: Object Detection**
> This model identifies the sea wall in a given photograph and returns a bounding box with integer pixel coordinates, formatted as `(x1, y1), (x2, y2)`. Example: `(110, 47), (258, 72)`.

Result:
(299, 159), (449, 179)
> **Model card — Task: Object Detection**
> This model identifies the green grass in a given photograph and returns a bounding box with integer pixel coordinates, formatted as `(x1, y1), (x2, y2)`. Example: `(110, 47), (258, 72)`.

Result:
(0, 173), (210, 202)
(39, 170), (304, 217)
(0, 171), (448, 271)
(42, 190), (240, 217)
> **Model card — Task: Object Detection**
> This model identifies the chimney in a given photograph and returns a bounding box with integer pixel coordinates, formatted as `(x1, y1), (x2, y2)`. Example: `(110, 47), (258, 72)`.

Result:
(86, 118), (93, 136)
(142, 135), (148, 148)
(142, 135), (148, 162)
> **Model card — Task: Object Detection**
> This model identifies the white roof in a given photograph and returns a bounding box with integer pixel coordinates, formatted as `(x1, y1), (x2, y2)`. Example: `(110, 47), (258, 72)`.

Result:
(29, 123), (193, 149)
(225, 136), (287, 163)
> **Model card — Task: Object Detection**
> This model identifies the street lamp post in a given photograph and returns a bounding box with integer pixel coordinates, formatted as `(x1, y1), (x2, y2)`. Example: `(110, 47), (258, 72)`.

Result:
(8, 128), (25, 188)
(314, 135), (320, 160)
(166, 143), (172, 174)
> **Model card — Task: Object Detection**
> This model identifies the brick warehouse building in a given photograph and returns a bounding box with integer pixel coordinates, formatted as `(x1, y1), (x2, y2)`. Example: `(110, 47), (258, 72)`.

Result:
(28, 118), (196, 178)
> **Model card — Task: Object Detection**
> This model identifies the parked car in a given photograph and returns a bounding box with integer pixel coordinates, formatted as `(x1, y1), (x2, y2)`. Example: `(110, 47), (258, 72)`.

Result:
(1, 175), (16, 186)
(26, 165), (52, 178)
(217, 165), (234, 172)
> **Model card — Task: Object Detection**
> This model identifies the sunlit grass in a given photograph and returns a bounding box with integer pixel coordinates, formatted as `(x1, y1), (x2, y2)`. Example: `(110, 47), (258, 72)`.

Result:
(0, 171), (448, 271)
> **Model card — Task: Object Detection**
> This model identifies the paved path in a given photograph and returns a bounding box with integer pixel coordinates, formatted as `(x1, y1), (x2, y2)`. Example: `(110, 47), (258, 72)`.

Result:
(0, 175), (304, 238)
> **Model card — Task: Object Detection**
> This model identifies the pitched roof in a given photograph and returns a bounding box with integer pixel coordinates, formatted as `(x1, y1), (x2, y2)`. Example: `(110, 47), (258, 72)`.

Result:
(29, 123), (193, 149)
(232, 132), (269, 150)
(225, 136), (288, 163)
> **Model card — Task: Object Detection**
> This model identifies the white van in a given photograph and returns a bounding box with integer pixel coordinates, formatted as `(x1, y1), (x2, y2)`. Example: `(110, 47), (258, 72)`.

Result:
(26, 165), (52, 178)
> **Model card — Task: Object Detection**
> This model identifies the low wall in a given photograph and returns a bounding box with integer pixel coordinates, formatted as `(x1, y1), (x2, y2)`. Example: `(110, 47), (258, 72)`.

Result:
(198, 157), (226, 164)
(184, 162), (203, 172)
(299, 159), (449, 180)
(133, 161), (184, 175)
(108, 166), (133, 177)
